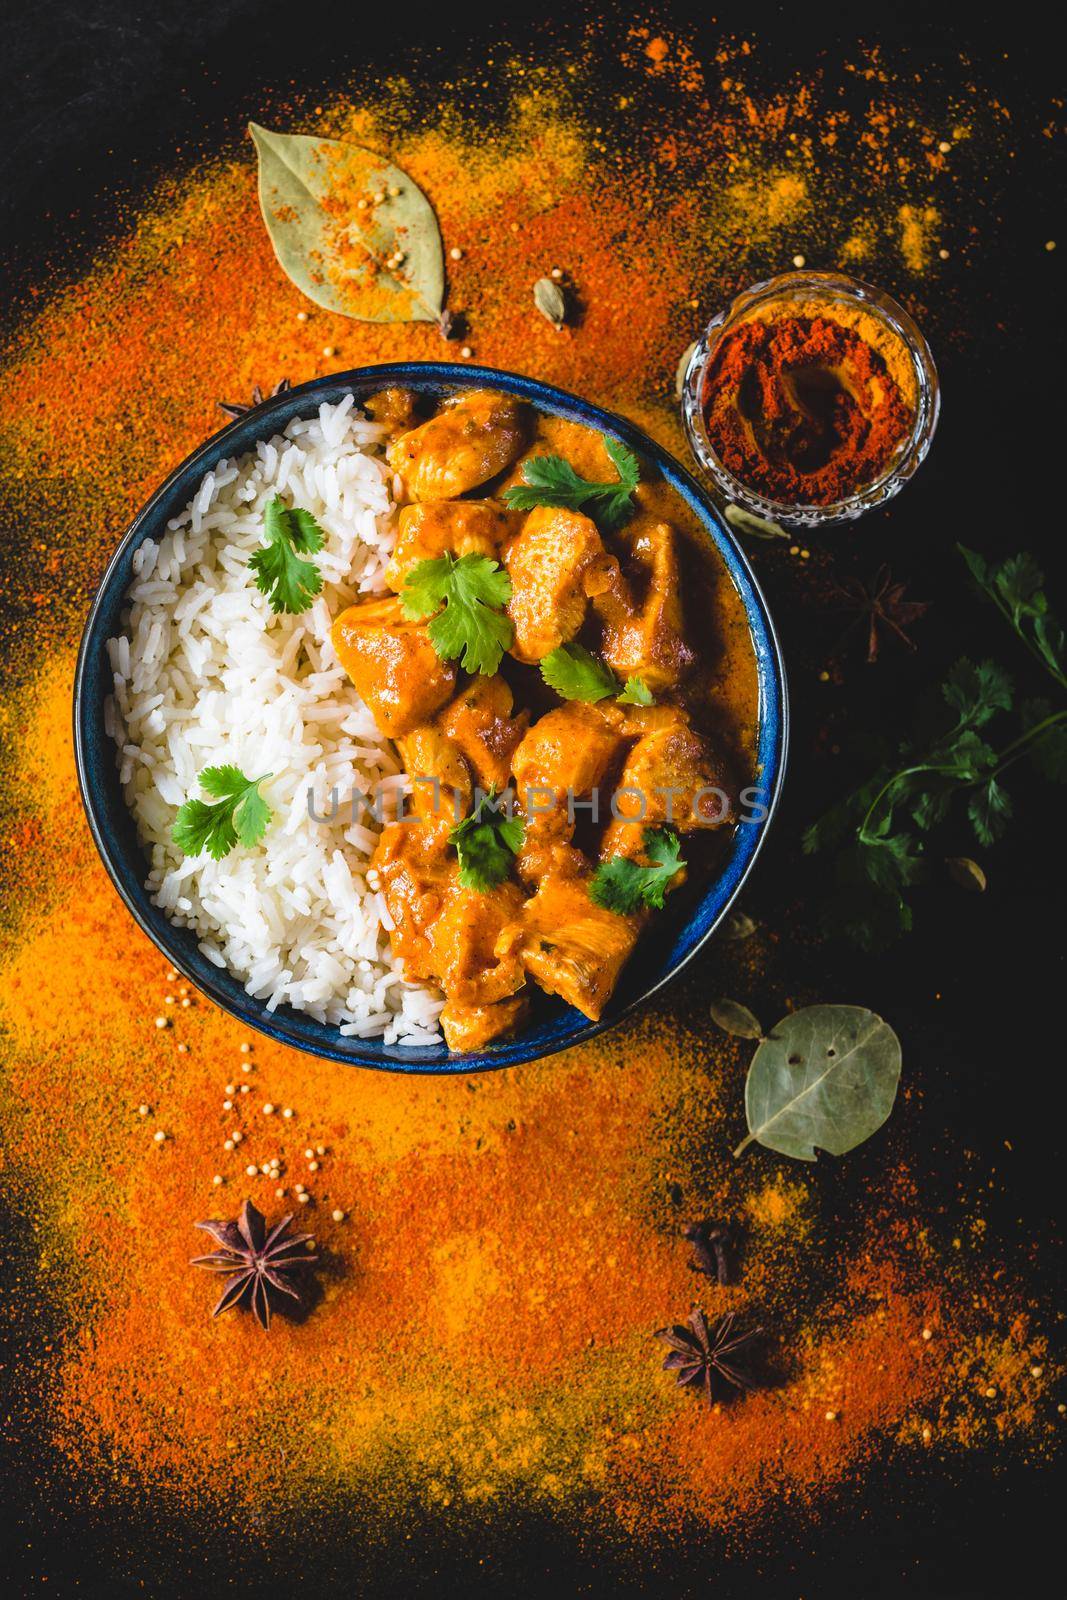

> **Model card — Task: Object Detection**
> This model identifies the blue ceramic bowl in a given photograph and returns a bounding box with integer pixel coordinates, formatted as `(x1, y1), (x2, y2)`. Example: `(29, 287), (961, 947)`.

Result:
(74, 364), (788, 1072)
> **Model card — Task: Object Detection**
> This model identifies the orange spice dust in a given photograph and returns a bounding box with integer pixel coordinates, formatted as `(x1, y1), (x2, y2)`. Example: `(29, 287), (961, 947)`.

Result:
(0, 31), (1059, 1553)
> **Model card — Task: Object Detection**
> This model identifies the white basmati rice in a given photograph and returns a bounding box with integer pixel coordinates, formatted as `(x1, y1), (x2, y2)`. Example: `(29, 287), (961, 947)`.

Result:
(106, 397), (444, 1045)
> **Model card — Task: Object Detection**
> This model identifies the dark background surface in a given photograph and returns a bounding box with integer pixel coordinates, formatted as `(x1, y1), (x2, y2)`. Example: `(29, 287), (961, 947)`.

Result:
(1, 1), (1064, 1595)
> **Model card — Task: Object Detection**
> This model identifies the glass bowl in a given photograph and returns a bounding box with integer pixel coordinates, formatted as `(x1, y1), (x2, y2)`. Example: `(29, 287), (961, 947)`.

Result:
(681, 270), (940, 529)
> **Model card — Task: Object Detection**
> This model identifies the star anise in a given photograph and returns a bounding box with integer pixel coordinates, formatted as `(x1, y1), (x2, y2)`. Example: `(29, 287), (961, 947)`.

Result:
(217, 377), (292, 419)
(683, 1220), (735, 1285)
(191, 1199), (317, 1329)
(829, 564), (929, 662)
(654, 1308), (762, 1406)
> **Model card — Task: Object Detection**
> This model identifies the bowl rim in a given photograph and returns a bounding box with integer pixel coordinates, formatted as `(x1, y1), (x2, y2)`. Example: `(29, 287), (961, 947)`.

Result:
(73, 362), (789, 1073)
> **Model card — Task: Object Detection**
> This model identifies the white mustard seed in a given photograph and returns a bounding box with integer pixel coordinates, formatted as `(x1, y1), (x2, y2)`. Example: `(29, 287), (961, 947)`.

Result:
(332, 1209), (345, 1223)
(155, 1016), (169, 1029)
(154, 1130), (167, 1144)
(263, 1103), (275, 1115)
(246, 1164), (258, 1177)
(138, 1104), (150, 1117)
(212, 1174), (224, 1186)
(282, 1108), (294, 1119)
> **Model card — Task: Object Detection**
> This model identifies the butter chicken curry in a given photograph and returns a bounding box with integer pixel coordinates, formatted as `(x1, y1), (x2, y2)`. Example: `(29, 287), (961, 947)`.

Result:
(331, 387), (759, 1052)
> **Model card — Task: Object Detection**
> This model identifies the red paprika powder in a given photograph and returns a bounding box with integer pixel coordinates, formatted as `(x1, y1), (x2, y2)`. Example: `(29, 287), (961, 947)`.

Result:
(702, 309), (916, 506)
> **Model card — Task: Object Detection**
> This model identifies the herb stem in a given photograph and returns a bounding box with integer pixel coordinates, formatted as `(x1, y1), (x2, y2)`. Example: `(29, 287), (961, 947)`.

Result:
(971, 707), (1067, 784)
(857, 763), (952, 841)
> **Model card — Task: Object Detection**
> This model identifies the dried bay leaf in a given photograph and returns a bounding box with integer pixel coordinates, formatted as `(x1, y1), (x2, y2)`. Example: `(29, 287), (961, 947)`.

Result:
(735, 1004), (901, 1161)
(250, 123), (444, 324)
(534, 277), (567, 329)
(946, 855), (987, 892)
(724, 504), (790, 542)
(710, 998), (764, 1040)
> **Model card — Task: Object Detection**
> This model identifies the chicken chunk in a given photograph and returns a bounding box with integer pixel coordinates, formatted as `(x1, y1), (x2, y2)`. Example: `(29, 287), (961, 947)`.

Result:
(331, 597), (457, 738)
(387, 390), (529, 501)
(593, 517), (695, 691)
(396, 725), (472, 835)
(385, 500), (518, 590)
(428, 881), (526, 1009)
(438, 676), (530, 794)
(520, 874), (639, 1020)
(610, 706), (731, 831)
(504, 506), (620, 663)
(371, 821), (457, 984)
(511, 703), (625, 883)
(440, 994), (530, 1052)
(372, 819), (525, 1015)
(364, 387), (419, 437)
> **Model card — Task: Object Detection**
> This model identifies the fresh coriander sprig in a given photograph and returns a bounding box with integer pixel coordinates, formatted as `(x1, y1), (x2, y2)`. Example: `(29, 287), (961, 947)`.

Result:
(249, 495), (325, 615)
(449, 787), (525, 891)
(590, 827), (685, 914)
(539, 642), (653, 707)
(959, 544), (1067, 690)
(401, 552), (513, 676)
(503, 437), (640, 531)
(172, 765), (273, 861)
(803, 548), (1067, 949)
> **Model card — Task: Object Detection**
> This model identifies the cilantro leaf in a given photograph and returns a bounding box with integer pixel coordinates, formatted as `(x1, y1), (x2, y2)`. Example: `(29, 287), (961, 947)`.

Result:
(249, 495), (325, 614)
(449, 787), (525, 891)
(540, 643), (620, 702)
(618, 676), (653, 706)
(538, 647), (655, 707)
(590, 827), (685, 914)
(400, 553), (513, 676)
(967, 777), (1013, 847)
(503, 435), (640, 531)
(960, 543), (1066, 689)
(942, 658), (1012, 729)
(172, 766), (273, 860)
